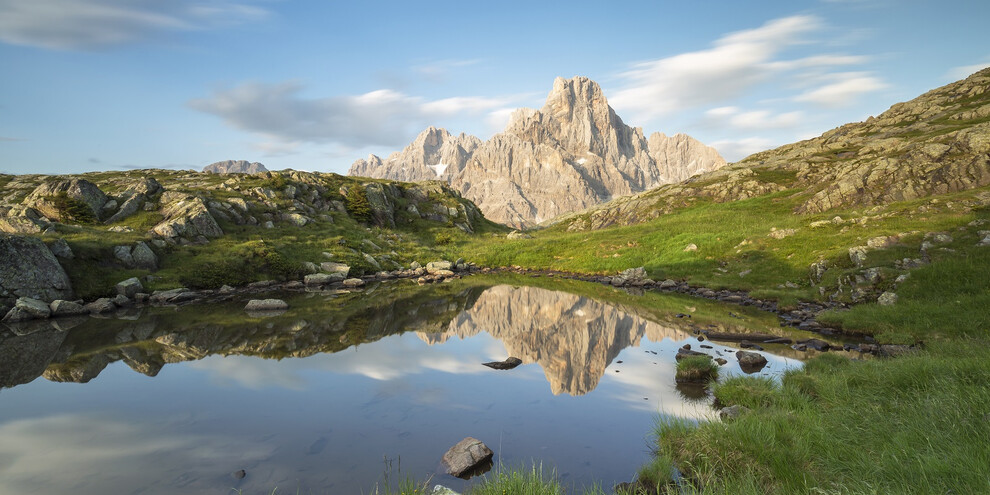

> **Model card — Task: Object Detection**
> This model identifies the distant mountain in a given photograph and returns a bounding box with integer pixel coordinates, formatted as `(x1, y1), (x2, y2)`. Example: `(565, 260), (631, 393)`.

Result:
(349, 76), (726, 228)
(556, 67), (990, 231)
(203, 160), (268, 174)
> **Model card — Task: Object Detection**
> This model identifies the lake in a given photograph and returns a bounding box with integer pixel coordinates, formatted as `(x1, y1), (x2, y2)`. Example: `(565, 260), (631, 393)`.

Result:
(0, 276), (847, 494)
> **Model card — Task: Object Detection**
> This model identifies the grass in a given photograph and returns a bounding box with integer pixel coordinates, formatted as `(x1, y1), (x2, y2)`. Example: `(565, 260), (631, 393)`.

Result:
(675, 355), (719, 383)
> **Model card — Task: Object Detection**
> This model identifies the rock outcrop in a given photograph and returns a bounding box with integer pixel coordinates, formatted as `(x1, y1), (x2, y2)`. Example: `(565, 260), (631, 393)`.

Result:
(556, 67), (990, 231)
(350, 76), (726, 228)
(0, 234), (74, 310)
(203, 160), (268, 174)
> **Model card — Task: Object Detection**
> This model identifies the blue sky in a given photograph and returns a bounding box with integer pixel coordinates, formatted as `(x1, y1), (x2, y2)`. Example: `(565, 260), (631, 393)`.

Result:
(1, 0), (988, 175)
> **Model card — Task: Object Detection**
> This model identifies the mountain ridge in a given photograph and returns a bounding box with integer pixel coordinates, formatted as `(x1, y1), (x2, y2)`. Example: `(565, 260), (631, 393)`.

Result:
(349, 76), (726, 227)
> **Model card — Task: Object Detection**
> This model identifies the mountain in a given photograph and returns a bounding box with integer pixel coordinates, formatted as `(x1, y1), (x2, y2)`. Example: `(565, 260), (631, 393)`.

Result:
(349, 76), (726, 228)
(203, 160), (268, 174)
(556, 67), (990, 231)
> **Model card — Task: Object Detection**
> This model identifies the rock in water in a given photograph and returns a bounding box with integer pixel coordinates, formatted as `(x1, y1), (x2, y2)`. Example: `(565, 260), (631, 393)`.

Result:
(203, 160), (268, 174)
(482, 357), (523, 370)
(736, 350), (768, 373)
(441, 437), (494, 478)
(244, 299), (288, 311)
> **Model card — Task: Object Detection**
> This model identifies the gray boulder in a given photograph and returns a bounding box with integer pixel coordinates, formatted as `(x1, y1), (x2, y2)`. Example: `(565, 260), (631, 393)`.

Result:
(719, 405), (751, 422)
(304, 273), (344, 285)
(113, 245), (134, 266)
(130, 242), (158, 270)
(320, 262), (350, 276)
(151, 197), (223, 240)
(441, 437), (493, 478)
(50, 300), (88, 317)
(104, 193), (145, 224)
(2, 297), (52, 322)
(24, 179), (108, 220)
(244, 299), (288, 311)
(84, 298), (117, 314)
(426, 260), (452, 274)
(736, 350), (768, 373)
(0, 234), (74, 303)
(116, 277), (144, 298)
(877, 292), (898, 306)
(48, 238), (74, 259)
(342, 278), (365, 288)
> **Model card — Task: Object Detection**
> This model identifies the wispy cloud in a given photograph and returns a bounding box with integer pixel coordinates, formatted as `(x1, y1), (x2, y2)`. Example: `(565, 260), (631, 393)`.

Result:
(0, 136), (27, 142)
(189, 81), (519, 148)
(710, 137), (777, 161)
(945, 61), (990, 81)
(609, 15), (885, 121)
(0, 0), (269, 50)
(793, 71), (888, 107)
(705, 107), (805, 130)
(413, 59), (481, 82)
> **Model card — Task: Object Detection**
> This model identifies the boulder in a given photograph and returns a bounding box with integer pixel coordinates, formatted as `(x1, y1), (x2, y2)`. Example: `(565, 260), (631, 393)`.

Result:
(426, 260), (452, 274)
(848, 246), (869, 267)
(2, 297), (52, 322)
(151, 197), (223, 240)
(320, 262), (350, 276)
(244, 299), (289, 311)
(736, 350), (768, 373)
(104, 193), (146, 224)
(48, 238), (74, 259)
(877, 291), (898, 306)
(304, 273), (344, 285)
(130, 242), (158, 270)
(111, 294), (132, 307)
(24, 179), (108, 220)
(362, 252), (381, 270)
(363, 183), (396, 228)
(683, 243), (698, 252)
(148, 288), (195, 305)
(719, 405), (751, 422)
(116, 277), (144, 298)
(341, 278), (365, 288)
(113, 245), (134, 266)
(0, 234), (74, 303)
(84, 298), (117, 314)
(50, 300), (87, 317)
(441, 437), (494, 478)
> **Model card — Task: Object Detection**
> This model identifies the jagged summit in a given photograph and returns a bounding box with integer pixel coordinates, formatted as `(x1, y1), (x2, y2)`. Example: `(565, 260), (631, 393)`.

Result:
(349, 76), (726, 228)
(203, 160), (268, 174)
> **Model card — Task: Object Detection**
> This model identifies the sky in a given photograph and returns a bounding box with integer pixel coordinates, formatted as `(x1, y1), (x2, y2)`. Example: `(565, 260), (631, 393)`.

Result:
(1, 0), (989, 176)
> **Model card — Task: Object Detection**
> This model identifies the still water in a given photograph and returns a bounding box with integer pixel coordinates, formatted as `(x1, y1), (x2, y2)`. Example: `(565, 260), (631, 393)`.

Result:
(0, 277), (832, 494)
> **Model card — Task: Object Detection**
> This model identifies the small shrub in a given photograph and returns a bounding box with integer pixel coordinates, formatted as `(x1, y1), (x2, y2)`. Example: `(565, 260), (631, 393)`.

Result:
(434, 232), (453, 246)
(346, 186), (373, 223)
(47, 192), (97, 223)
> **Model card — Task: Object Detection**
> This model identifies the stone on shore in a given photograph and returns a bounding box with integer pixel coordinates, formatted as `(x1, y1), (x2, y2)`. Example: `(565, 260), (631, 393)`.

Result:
(115, 277), (144, 298)
(244, 299), (288, 311)
(441, 437), (493, 478)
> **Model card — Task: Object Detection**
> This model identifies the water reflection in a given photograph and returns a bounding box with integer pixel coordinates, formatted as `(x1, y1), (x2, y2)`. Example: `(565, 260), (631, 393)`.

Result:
(0, 278), (835, 494)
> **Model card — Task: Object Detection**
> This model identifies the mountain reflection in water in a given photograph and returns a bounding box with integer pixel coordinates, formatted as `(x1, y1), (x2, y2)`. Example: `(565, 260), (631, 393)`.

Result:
(0, 279), (810, 495)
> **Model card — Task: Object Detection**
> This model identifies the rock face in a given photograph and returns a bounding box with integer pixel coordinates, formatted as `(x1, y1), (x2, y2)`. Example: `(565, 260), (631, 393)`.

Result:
(203, 160), (268, 174)
(0, 234), (74, 308)
(23, 179), (108, 220)
(557, 67), (990, 231)
(350, 76), (725, 228)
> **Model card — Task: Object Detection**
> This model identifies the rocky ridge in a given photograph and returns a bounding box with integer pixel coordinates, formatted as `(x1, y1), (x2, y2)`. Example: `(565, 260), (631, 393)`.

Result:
(203, 160), (268, 174)
(349, 76), (726, 228)
(557, 67), (990, 231)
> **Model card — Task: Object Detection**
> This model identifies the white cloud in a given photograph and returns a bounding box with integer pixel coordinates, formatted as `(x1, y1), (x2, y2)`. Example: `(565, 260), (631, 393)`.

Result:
(609, 15), (824, 120)
(705, 107), (805, 129)
(793, 71), (887, 107)
(945, 62), (990, 81)
(710, 137), (778, 161)
(0, 0), (268, 50)
(189, 82), (518, 149)
(413, 59), (482, 82)
(608, 15), (885, 123)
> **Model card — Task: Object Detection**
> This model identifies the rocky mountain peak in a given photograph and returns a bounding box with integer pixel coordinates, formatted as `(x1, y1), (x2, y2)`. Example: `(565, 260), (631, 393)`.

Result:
(349, 76), (726, 228)
(203, 160), (267, 174)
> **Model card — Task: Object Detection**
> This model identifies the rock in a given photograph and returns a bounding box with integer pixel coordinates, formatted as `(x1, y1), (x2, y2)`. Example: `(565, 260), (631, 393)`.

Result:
(409, 261), (422, 269)
(203, 160), (268, 174)
(50, 299), (87, 317)
(349, 77), (726, 229)
(24, 178), (108, 220)
(506, 231), (532, 239)
(219, 285), (235, 293)
(441, 437), (494, 478)
(362, 252), (381, 270)
(431, 486), (461, 495)
(48, 238), (74, 259)
(232, 469), (247, 480)
(683, 243), (698, 252)
(111, 294), (132, 307)
(800, 339), (831, 351)
(719, 405), (750, 421)
(2, 297), (52, 321)
(809, 259), (828, 283)
(482, 357), (523, 370)
(113, 245), (134, 266)
(320, 262), (350, 276)
(848, 246), (869, 267)
(104, 193), (145, 224)
(341, 278), (365, 288)
(244, 299), (288, 311)
(84, 298), (117, 314)
(675, 348), (710, 361)
(283, 212), (310, 227)
(659, 279), (677, 288)
(148, 288), (195, 305)
(300, 261), (318, 274)
(130, 242), (158, 270)
(715, 358), (728, 365)
(115, 277), (144, 298)
(736, 350), (768, 373)
(304, 273), (344, 285)
(0, 234), (74, 303)
(426, 260), (453, 274)
(768, 228), (796, 239)
(877, 291), (898, 306)
(151, 197), (223, 240)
